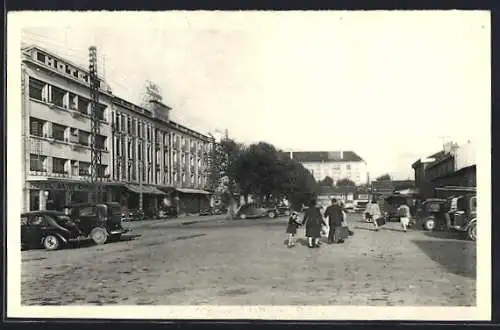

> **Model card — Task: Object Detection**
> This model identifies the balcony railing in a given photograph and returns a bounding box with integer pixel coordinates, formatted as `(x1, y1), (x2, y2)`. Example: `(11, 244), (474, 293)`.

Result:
(49, 171), (70, 178)
(72, 143), (86, 150)
(29, 169), (48, 176)
(70, 108), (85, 117)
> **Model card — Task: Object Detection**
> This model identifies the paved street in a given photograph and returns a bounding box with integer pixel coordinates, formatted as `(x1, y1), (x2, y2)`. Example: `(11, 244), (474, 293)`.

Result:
(21, 214), (476, 306)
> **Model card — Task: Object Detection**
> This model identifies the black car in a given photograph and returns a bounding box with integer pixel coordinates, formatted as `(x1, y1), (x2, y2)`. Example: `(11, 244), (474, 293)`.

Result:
(235, 203), (278, 219)
(21, 210), (84, 251)
(64, 202), (128, 244)
(383, 195), (413, 222)
(275, 205), (291, 216)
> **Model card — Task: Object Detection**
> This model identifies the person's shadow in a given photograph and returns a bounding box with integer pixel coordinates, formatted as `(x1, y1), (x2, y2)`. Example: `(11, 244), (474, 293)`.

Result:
(284, 237), (330, 246)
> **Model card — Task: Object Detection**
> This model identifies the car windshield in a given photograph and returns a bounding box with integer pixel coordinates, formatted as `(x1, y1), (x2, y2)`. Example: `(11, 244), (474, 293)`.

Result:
(55, 215), (71, 222)
(427, 203), (441, 212)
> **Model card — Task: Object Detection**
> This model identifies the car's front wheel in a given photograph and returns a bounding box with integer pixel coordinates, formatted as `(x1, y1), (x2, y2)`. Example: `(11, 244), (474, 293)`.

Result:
(268, 211), (276, 219)
(424, 217), (436, 231)
(239, 213), (247, 220)
(90, 227), (108, 245)
(467, 221), (477, 241)
(43, 235), (61, 251)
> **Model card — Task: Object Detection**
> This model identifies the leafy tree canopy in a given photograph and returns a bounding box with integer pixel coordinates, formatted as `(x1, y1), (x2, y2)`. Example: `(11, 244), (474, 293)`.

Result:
(336, 178), (356, 187)
(376, 173), (391, 181)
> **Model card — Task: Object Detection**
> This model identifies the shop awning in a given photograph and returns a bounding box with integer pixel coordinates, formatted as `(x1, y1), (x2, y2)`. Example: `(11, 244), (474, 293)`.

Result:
(125, 184), (166, 195)
(175, 188), (211, 195)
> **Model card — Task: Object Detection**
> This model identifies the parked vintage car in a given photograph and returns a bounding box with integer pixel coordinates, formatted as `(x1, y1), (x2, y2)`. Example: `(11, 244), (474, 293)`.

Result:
(446, 193), (477, 241)
(382, 194), (417, 224)
(64, 202), (128, 244)
(420, 198), (448, 231)
(275, 204), (291, 216)
(343, 201), (355, 213)
(21, 210), (86, 251)
(235, 203), (278, 219)
(353, 200), (369, 213)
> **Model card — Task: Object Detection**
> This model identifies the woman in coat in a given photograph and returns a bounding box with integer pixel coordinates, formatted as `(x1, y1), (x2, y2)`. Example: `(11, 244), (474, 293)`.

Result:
(303, 199), (325, 248)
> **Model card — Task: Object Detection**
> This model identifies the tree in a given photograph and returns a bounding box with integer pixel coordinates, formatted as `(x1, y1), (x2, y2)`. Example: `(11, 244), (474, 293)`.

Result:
(376, 173), (391, 181)
(336, 178), (356, 187)
(319, 176), (334, 187)
(206, 135), (243, 220)
(229, 143), (318, 210)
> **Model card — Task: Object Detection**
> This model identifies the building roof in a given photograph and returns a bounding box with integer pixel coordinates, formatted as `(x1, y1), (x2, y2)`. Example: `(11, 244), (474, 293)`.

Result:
(392, 180), (415, 190)
(22, 44), (106, 81)
(285, 151), (364, 163)
(371, 180), (394, 196)
(318, 186), (358, 195)
(22, 44), (213, 142)
(411, 150), (448, 168)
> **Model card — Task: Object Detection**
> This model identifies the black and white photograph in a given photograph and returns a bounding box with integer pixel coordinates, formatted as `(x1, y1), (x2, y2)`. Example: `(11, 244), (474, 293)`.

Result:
(6, 10), (491, 320)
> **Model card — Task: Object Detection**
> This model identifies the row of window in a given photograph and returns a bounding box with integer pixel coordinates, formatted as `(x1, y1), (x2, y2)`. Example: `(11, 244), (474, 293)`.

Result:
(113, 136), (207, 169)
(30, 117), (107, 150)
(34, 51), (109, 92)
(29, 154), (107, 177)
(113, 161), (207, 187)
(112, 111), (210, 153)
(310, 164), (354, 171)
(29, 77), (106, 121)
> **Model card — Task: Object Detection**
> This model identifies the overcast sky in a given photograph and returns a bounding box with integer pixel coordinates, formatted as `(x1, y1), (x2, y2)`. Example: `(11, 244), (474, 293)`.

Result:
(15, 11), (489, 179)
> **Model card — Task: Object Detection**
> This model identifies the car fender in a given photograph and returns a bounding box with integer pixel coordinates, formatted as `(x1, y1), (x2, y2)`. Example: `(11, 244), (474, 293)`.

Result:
(41, 232), (68, 245)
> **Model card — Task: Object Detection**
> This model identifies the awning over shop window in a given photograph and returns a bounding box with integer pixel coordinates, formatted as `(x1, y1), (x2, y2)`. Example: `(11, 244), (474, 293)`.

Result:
(125, 184), (166, 195)
(175, 188), (211, 195)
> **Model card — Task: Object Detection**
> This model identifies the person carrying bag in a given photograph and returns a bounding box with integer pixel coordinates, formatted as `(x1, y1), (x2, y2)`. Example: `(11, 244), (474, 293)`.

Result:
(366, 197), (383, 231)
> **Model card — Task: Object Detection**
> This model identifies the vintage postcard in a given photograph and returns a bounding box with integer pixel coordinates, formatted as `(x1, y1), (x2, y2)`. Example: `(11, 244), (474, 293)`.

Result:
(6, 10), (491, 320)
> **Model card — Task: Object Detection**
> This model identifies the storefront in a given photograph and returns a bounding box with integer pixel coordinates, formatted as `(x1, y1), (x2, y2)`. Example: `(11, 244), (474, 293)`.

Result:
(25, 179), (114, 211)
(122, 184), (166, 216)
(175, 188), (211, 215)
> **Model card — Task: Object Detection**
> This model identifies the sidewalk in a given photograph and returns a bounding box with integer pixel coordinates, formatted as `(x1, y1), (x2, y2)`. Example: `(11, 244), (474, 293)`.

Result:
(124, 214), (227, 230)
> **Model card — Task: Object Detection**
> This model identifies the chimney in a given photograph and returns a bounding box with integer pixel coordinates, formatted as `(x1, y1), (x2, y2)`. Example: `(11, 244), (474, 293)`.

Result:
(149, 100), (171, 122)
(289, 151), (293, 159)
(340, 150), (344, 159)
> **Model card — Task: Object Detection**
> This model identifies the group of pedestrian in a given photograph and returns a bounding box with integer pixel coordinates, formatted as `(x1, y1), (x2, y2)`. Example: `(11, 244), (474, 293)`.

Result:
(286, 198), (353, 248)
(364, 197), (412, 232)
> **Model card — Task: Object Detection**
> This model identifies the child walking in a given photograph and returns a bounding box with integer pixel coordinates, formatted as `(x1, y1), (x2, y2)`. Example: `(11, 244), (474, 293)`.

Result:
(286, 211), (302, 247)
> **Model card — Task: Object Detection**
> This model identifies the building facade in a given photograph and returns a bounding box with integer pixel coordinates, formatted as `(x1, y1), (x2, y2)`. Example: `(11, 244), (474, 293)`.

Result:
(110, 97), (213, 215)
(285, 151), (369, 186)
(22, 45), (114, 212)
(21, 45), (213, 214)
(412, 141), (476, 199)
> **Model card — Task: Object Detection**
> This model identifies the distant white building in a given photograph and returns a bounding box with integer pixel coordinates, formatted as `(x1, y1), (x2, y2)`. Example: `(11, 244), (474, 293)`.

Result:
(283, 151), (369, 186)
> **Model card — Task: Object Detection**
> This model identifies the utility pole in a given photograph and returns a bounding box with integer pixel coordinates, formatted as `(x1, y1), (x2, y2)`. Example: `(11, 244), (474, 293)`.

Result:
(89, 46), (103, 203)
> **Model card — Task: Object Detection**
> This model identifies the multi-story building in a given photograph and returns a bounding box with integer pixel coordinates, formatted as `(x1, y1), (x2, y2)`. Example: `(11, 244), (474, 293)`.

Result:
(412, 141), (476, 199)
(21, 44), (213, 214)
(110, 96), (213, 215)
(284, 151), (369, 186)
(21, 45), (114, 212)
